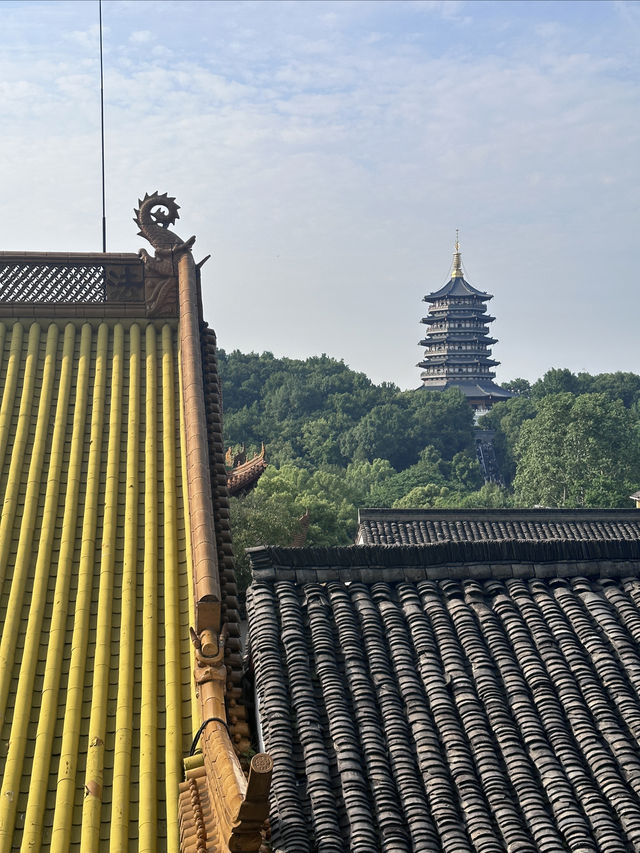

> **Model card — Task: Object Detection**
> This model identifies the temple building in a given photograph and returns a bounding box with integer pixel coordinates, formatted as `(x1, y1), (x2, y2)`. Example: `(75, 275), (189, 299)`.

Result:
(0, 194), (270, 852)
(419, 237), (513, 418)
(226, 444), (267, 498)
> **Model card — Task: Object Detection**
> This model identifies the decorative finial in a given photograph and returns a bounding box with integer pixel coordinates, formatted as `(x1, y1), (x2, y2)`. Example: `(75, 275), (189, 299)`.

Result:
(451, 229), (463, 278)
(134, 191), (196, 317)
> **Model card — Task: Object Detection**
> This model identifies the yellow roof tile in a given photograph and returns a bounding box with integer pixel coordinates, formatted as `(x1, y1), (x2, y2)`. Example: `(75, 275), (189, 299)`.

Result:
(0, 194), (272, 853)
(0, 320), (194, 852)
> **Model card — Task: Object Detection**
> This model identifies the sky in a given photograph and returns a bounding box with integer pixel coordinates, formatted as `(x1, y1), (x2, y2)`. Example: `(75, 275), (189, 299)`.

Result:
(0, 0), (638, 389)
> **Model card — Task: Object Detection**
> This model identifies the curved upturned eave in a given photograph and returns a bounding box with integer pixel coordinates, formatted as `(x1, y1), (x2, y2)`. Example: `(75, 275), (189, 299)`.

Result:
(423, 276), (492, 302)
(421, 315), (495, 325)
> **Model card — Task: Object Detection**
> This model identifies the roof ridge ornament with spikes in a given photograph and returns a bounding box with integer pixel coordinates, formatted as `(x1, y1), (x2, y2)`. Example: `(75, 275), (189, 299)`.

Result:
(134, 191), (196, 253)
(134, 191), (196, 317)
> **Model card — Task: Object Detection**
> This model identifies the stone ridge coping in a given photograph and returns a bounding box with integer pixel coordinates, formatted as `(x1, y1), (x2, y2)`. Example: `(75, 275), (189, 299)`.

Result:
(358, 507), (640, 522)
(247, 539), (640, 576)
(250, 559), (640, 584)
(0, 251), (140, 261)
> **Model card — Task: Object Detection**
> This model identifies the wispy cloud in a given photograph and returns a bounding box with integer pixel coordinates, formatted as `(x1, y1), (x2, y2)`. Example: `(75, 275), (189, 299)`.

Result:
(0, 0), (638, 386)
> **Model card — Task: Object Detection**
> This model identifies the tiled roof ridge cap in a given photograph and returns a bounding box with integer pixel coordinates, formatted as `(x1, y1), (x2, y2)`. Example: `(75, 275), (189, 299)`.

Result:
(250, 558), (640, 585)
(248, 538), (640, 575)
(358, 507), (640, 521)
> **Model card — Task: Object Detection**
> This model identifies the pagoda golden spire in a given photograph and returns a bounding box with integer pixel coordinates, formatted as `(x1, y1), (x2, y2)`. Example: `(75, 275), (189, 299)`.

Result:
(451, 229), (463, 278)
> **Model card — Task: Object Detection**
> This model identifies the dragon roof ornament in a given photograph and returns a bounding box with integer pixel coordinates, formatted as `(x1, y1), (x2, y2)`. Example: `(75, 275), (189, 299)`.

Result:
(134, 191), (196, 316)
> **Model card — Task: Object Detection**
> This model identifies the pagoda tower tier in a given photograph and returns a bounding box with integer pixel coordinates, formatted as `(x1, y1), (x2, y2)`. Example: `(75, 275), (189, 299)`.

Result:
(420, 335), (498, 348)
(421, 313), (496, 325)
(419, 356), (500, 368)
(418, 237), (514, 414)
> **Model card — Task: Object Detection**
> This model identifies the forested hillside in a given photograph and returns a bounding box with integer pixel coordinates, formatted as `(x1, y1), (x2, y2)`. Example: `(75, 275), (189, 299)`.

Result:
(219, 353), (640, 586)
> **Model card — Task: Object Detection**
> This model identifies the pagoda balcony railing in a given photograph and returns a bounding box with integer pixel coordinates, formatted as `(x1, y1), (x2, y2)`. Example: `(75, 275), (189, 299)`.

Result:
(420, 338), (497, 348)
(427, 308), (490, 318)
(422, 349), (483, 355)
(420, 369), (498, 378)
(422, 320), (493, 329)
(0, 252), (144, 305)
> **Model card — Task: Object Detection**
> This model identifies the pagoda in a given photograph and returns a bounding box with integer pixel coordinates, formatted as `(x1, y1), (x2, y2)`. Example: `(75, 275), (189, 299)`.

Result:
(418, 235), (513, 417)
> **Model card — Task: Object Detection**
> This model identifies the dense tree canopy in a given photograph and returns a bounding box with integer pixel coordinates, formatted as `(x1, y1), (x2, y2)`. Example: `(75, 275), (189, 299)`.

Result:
(513, 393), (640, 507)
(219, 353), (640, 586)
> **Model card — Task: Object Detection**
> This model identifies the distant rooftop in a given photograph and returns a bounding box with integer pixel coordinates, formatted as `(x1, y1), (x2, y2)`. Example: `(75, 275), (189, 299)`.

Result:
(356, 507), (640, 546)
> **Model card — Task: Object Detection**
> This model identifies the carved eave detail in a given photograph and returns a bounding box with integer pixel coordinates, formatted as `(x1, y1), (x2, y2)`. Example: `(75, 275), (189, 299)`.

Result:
(138, 246), (180, 317)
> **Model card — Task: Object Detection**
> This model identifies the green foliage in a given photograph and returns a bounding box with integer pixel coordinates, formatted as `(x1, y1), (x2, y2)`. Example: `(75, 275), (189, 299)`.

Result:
(530, 368), (640, 407)
(479, 396), (537, 483)
(500, 377), (531, 396)
(219, 349), (397, 467)
(513, 393), (640, 507)
(221, 351), (640, 587)
(230, 464), (362, 587)
(219, 350), (474, 470)
(531, 368), (582, 398)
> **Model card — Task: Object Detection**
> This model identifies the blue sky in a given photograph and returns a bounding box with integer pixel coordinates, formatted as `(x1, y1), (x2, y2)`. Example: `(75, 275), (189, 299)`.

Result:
(0, 0), (638, 388)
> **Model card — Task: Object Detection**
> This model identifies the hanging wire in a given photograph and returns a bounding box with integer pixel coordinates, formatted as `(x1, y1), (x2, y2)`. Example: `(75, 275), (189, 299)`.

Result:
(99, 0), (107, 252)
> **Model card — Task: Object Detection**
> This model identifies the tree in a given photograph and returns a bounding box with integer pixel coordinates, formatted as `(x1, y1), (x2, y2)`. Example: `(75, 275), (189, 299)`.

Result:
(406, 387), (477, 460)
(344, 458), (397, 505)
(580, 372), (640, 408)
(479, 396), (537, 484)
(230, 489), (301, 589)
(449, 450), (484, 491)
(531, 368), (582, 399)
(392, 484), (452, 509)
(340, 402), (416, 469)
(500, 378), (531, 396)
(514, 393), (640, 507)
(369, 446), (447, 506)
(301, 413), (352, 467)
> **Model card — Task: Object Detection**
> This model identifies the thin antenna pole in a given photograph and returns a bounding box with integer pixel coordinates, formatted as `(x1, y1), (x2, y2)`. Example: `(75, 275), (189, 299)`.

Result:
(99, 0), (106, 252)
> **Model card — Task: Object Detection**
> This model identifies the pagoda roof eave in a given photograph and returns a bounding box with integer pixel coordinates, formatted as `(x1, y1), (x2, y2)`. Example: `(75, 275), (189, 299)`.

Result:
(419, 378), (515, 399)
(423, 276), (492, 302)
(227, 450), (268, 496)
(421, 315), (495, 325)
(420, 333), (497, 342)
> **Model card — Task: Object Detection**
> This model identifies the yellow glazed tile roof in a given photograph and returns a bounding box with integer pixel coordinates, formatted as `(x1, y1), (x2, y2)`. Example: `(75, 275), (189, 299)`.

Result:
(0, 319), (195, 852)
(0, 194), (272, 853)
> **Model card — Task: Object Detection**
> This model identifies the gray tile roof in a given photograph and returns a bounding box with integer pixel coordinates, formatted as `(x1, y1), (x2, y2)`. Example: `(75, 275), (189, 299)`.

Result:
(357, 508), (640, 546)
(247, 547), (640, 851)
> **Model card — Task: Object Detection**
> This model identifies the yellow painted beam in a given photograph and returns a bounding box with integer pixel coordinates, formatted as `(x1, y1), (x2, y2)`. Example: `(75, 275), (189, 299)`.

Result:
(109, 322), (141, 853)
(139, 323), (158, 852)
(0, 323), (60, 849)
(163, 323), (183, 852)
(51, 323), (108, 852)
(81, 323), (125, 850)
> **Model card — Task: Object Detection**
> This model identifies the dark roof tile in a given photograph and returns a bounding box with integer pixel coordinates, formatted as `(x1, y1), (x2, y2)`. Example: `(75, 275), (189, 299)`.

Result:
(357, 508), (640, 547)
(248, 554), (640, 850)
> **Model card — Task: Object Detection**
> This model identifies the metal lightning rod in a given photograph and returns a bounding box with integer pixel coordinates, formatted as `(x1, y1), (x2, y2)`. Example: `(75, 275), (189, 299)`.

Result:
(99, 0), (107, 252)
